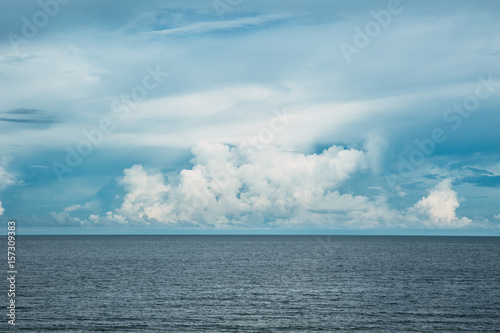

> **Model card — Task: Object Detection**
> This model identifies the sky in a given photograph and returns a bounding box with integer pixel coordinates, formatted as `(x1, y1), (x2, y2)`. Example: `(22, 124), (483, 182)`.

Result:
(0, 0), (499, 235)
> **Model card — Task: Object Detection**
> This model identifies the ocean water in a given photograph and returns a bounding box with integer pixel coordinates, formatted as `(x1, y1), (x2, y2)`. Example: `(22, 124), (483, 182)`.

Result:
(8, 235), (500, 332)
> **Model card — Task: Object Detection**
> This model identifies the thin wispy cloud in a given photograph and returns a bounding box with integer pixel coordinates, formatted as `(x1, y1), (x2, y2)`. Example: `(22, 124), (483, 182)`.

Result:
(149, 14), (294, 36)
(0, 108), (58, 124)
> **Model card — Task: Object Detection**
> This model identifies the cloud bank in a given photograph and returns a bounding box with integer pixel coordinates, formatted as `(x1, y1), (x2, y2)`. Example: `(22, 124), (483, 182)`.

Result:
(79, 143), (472, 230)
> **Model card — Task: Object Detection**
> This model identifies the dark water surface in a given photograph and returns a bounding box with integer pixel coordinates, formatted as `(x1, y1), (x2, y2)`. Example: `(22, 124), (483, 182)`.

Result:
(8, 236), (500, 332)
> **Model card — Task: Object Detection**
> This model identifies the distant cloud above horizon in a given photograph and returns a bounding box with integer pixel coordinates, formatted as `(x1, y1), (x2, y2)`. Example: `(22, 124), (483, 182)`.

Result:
(85, 143), (474, 231)
(0, 0), (499, 234)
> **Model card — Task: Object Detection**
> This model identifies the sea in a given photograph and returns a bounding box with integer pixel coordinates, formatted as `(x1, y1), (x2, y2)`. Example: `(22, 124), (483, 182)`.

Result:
(6, 235), (500, 332)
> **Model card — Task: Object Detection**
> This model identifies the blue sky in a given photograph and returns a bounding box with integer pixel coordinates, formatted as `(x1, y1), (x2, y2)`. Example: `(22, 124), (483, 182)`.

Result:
(1, 0), (499, 235)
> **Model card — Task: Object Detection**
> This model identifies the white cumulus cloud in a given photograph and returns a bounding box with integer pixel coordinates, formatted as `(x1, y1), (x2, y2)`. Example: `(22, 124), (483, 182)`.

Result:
(0, 159), (17, 218)
(49, 212), (85, 225)
(64, 201), (100, 213)
(89, 212), (128, 225)
(107, 142), (371, 228)
(407, 179), (471, 228)
(116, 164), (173, 224)
(0, 165), (16, 191)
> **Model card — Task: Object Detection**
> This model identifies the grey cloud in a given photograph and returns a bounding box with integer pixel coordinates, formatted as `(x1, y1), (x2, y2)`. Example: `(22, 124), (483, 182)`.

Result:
(0, 108), (58, 124)
(1, 55), (39, 65)
(462, 175), (500, 188)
